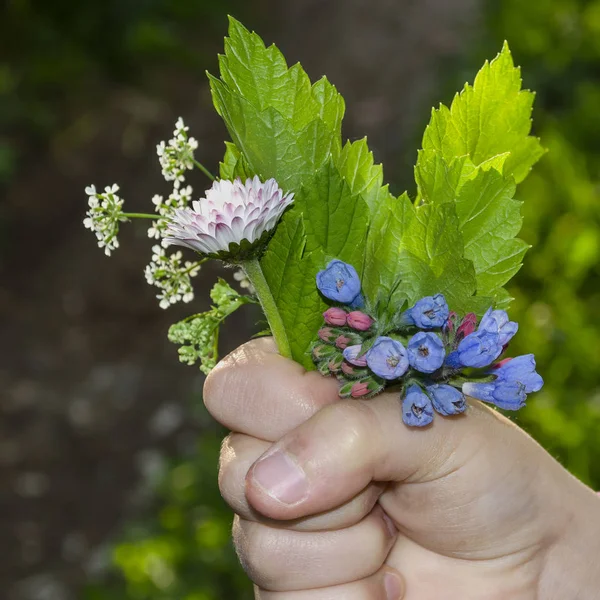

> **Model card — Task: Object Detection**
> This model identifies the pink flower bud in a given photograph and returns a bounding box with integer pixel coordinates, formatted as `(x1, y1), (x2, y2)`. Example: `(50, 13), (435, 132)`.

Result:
(456, 313), (478, 340)
(351, 382), (370, 397)
(328, 357), (343, 373)
(347, 311), (374, 331)
(444, 311), (458, 334)
(323, 307), (348, 327)
(341, 361), (359, 376)
(335, 335), (351, 349)
(312, 344), (331, 360)
(318, 327), (335, 342)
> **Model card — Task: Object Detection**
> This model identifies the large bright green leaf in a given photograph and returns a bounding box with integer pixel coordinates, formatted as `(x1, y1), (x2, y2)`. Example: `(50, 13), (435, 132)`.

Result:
(455, 167), (529, 297)
(389, 202), (492, 314)
(418, 42), (545, 186)
(209, 18), (344, 191)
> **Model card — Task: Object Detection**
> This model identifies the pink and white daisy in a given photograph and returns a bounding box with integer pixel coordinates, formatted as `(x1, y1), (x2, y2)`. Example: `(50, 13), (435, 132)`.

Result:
(163, 176), (294, 258)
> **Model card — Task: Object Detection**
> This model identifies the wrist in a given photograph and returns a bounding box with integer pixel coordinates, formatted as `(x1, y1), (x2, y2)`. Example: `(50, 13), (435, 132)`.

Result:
(539, 476), (600, 599)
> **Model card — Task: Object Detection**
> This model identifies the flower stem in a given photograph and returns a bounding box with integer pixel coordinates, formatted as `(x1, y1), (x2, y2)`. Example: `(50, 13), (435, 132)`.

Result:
(122, 212), (157, 220)
(242, 257), (292, 359)
(193, 159), (216, 181)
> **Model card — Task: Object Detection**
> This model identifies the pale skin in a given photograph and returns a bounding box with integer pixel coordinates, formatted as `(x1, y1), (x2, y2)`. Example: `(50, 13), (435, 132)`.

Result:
(204, 338), (600, 599)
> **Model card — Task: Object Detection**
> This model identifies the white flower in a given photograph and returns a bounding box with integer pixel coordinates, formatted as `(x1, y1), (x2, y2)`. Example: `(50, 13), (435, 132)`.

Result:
(156, 117), (198, 188)
(163, 176), (294, 258)
(147, 185), (194, 239)
(233, 269), (255, 294)
(83, 183), (127, 256)
(145, 245), (201, 309)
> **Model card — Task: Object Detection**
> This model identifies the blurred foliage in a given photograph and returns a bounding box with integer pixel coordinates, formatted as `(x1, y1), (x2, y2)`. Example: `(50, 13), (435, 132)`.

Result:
(0, 0), (248, 185)
(84, 428), (253, 599)
(480, 0), (600, 490)
(4, 0), (599, 597)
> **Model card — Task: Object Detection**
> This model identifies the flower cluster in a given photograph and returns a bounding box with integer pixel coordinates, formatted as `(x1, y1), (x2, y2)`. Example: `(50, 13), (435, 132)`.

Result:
(83, 185), (127, 256)
(156, 117), (199, 188)
(147, 186), (194, 240)
(144, 245), (202, 309)
(312, 259), (544, 427)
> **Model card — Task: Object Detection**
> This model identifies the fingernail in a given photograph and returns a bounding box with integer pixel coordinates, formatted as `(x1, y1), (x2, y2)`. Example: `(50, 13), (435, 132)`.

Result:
(251, 450), (309, 505)
(384, 571), (404, 600)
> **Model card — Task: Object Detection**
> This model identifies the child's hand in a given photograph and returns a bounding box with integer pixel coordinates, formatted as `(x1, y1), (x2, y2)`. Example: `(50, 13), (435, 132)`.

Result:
(205, 338), (600, 599)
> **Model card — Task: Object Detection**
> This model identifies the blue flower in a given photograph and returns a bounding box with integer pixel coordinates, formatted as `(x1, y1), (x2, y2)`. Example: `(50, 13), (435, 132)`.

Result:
(342, 344), (368, 367)
(402, 384), (434, 427)
(462, 380), (526, 411)
(316, 260), (364, 308)
(445, 329), (503, 369)
(478, 308), (518, 346)
(366, 336), (409, 380)
(427, 384), (467, 416)
(492, 354), (543, 393)
(407, 332), (445, 373)
(402, 294), (449, 329)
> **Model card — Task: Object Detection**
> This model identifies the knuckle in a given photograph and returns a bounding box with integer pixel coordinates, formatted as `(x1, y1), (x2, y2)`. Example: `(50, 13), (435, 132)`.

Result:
(318, 400), (377, 445)
(231, 517), (281, 590)
(202, 360), (233, 416)
(218, 434), (249, 514)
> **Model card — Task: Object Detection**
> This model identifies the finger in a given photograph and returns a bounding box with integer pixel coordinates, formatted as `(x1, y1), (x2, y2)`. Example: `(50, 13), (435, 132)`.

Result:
(204, 337), (339, 441)
(245, 392), (538, 522)
(220, 433), (385, 531)
(232, 505), (397, 592)
(254, 567), (405, 599)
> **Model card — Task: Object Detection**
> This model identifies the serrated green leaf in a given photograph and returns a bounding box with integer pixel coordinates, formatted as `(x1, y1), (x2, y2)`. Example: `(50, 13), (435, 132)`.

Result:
(219, 18), (344, 133)
(388, 202), (492, 314)
(259, 158), (370, 367)
(210, 75), (341, 191)
(299, 159), (369, 268)
(415, 151), (511, 204)
(362, 191), (412, 308)
(209, 18), (344, 191)
(455, 168), (528, 296)
(260, 216), (325, 369)
(219, 142), (253, 180)
(337, 139), (385, 211)
(418, 42), (544, 186)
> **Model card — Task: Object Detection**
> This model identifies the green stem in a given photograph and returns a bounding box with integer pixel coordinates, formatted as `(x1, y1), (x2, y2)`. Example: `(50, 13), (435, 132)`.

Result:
(122, 212), (157, 220)
(183, 259), (208, 274)
(193, 159), (216, 181)
(242, 257), (292, 359)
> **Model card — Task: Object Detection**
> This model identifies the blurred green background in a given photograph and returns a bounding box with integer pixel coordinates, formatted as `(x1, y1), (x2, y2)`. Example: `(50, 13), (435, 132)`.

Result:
(1, 0), (598, 599)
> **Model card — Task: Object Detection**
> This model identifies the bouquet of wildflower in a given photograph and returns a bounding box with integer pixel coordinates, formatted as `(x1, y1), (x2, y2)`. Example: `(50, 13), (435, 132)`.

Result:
(84, 18), (546, 426)
(312, 260), (542, 425)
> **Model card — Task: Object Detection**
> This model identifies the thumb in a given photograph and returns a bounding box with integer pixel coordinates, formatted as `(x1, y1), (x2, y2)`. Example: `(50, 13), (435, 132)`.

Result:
(245, 392), (541, 522)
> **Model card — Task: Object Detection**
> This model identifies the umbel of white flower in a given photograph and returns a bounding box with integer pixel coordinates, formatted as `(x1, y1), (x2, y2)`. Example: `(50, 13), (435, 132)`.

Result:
(163, 176), (294, 260)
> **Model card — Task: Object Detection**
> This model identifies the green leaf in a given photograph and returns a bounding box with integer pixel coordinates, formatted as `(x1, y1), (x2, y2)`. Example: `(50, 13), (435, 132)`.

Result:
(389, 202), (491, 314)
(455, 167), (529, 296)
(417, 42), (545, 187)
(219, 142), (253, 180)
(259, 158), (370, 367)
(209, 17), (344, 191)
(260, 216), (325, 369)
(362, 191), (412, 308)
(299, 159), (369, 268)
(337, 139), (385, 212)
(415, 151), (510, 204)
